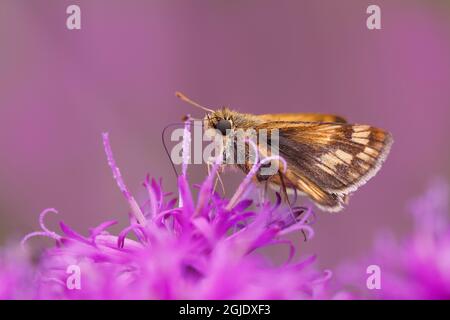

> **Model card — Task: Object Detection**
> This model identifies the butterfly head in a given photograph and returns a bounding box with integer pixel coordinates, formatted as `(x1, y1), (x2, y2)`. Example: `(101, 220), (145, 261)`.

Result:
(204, 107), (235, 135)
(175, 92), (235, 135)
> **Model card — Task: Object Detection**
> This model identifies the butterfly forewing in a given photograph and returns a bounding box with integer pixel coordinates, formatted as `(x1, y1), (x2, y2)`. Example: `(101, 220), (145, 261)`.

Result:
(256, 113), (347, 123)
(252, 119), (393, 212)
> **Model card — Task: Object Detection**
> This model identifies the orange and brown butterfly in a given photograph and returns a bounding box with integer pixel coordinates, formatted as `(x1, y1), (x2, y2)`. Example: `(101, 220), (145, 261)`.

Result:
(175, 92), (393, 212)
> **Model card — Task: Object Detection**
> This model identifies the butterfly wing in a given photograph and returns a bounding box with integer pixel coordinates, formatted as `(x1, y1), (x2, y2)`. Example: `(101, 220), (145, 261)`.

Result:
(257, 113), (347, 123)
(255, 121), (393, 212)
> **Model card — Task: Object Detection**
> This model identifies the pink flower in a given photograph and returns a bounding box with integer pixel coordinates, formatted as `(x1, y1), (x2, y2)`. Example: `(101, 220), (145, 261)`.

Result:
(337, 179), (450, 299)
(18, 124), (334, 299)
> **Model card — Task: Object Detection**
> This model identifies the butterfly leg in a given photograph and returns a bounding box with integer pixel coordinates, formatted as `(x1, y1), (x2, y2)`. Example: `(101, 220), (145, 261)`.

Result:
(278, 171), (292, 205)
(214, 166), (226, 195)
(278, 170), (308, 242)
(208, 162), (226, 195)
(207, 163), (216, 193)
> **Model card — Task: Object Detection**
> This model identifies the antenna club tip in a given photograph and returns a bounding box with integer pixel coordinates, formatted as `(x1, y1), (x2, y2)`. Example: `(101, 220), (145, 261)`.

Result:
(174, 91), (214, 113)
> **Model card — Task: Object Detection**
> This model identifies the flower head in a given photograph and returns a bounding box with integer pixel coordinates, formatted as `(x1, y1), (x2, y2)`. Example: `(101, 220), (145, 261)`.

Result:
(337, 179), (450, 299)
(20, 123), (334, 299)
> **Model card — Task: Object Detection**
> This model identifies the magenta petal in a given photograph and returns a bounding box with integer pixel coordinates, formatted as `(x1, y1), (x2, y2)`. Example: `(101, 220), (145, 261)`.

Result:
(233, 199), (253, 212)
(178, 175), (194, 215)
(15, 131), (343, 300)
(59, 222), (92, 245)
(89, 220), (118, 239)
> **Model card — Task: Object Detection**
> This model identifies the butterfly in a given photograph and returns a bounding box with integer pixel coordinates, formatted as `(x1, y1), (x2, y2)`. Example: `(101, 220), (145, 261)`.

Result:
(176, 92), (393, 212)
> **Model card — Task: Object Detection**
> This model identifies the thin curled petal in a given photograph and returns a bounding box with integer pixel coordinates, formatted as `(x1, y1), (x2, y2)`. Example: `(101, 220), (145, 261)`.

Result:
(21, 231), (61, 248)
(117, 224), (149, 248)
(90, 220), (118, 240)
(311, 270), (333, 285)
(39, 208), (59, 235)
(262, 239), (296, 265)
(279, 223), (315, 240)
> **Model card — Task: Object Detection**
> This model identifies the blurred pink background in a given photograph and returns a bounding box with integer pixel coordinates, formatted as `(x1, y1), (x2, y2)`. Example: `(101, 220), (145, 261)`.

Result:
(1, 0), (449, 270)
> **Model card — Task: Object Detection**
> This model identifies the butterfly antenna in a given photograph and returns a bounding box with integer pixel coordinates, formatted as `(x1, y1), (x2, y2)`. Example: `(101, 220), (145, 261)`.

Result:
(162, 123), (180, 179)
(161, 120), (205, 180)
(175, 91), (215, 113)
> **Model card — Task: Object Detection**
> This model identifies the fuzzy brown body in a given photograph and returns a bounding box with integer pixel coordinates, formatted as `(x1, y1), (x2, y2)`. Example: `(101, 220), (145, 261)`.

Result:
(203, 107), (393, 212)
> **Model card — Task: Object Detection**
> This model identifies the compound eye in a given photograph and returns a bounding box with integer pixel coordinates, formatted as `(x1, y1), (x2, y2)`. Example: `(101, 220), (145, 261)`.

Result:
(216, 119), (232, 135)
